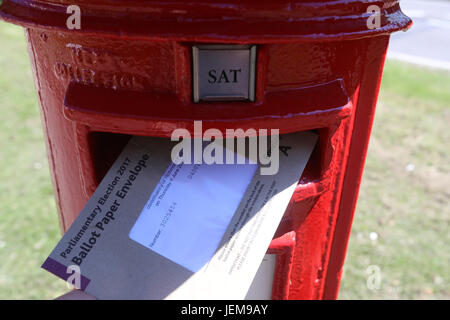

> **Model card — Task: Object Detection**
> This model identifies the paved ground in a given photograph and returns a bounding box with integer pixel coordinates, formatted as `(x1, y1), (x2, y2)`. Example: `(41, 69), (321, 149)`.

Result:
(388, 0), (450, 70)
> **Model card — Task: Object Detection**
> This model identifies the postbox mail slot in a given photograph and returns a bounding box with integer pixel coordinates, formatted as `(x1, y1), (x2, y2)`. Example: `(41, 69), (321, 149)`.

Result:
(63, 79), (352, 137)
(83, 128), (330, 205)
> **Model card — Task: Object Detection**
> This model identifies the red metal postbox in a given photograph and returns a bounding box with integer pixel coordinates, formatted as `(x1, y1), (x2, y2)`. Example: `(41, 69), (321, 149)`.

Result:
(0, 0), (411, 299)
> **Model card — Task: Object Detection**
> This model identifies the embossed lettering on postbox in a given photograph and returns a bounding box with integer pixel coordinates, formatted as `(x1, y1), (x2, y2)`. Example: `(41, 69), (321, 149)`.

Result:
(192, 45), (256, 103)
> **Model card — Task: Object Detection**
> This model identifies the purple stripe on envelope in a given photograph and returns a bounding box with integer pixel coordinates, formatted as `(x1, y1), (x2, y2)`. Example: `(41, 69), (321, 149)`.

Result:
(41, 258), (91, 291)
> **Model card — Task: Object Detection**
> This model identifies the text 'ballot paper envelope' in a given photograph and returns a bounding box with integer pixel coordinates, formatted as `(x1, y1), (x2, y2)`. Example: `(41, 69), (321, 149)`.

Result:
(41, 132), (317, 300)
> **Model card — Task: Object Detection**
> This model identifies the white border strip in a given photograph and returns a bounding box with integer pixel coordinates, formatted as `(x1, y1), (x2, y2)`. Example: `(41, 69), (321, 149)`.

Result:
(387, 51), (450, 71)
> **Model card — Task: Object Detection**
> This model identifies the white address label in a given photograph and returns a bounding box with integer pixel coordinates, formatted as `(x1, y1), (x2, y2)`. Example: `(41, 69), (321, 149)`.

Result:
(129, 150), (257, 272)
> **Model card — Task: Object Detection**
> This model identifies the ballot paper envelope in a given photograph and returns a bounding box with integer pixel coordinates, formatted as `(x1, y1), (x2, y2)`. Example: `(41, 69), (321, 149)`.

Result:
(42, 131), (317, 299)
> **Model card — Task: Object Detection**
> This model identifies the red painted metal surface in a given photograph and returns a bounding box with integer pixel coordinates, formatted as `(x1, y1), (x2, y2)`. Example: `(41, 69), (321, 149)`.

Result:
(0, 0), (411, 299)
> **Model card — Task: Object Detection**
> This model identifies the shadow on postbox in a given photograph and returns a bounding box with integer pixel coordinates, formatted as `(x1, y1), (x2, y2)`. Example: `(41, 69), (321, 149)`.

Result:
(0, 0), (411, 300)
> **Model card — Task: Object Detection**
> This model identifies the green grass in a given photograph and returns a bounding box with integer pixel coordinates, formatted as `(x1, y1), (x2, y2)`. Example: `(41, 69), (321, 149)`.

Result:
(339, 62), (450, 299)
(0, 22), (448, 299)
(0, 23), (67, 299)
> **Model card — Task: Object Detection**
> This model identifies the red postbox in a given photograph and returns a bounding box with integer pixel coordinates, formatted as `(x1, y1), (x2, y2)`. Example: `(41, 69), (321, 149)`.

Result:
(0, 0), (411, 299)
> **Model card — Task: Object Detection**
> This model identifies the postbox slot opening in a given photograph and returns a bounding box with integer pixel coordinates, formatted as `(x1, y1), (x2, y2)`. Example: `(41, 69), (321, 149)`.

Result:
(298, 128), (328, 185)
(86, 129), (327, 198)
(88, 132), (132, 186)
